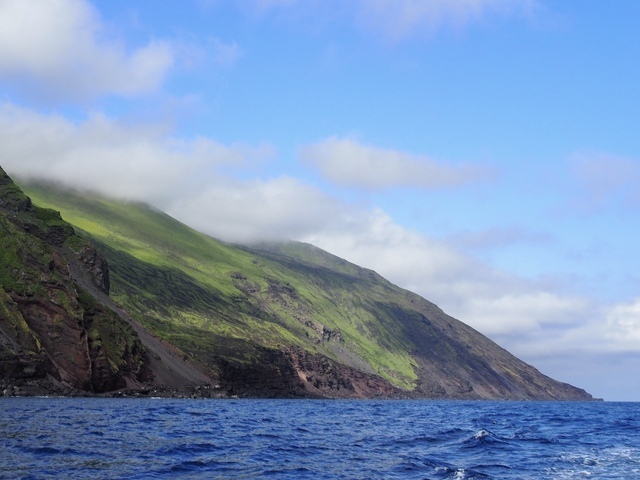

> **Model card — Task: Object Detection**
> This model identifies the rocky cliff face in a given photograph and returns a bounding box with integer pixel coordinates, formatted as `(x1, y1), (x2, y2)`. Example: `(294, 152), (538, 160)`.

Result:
(218, 346), (399, 399)
(0, 167), (151, 395)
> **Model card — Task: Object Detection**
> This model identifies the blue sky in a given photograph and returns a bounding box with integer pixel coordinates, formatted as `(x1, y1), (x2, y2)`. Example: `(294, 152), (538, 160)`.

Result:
(1, 0), (639, 400)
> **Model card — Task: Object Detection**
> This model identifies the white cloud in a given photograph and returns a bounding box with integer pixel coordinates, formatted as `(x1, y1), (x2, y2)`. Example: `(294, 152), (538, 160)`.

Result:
(0, 103), (273, 207)
(0, 104), (336, 244)
(0, 106), (346, 245)
(606, 299), (640, 350)
(302, 208), (482, 289)
(489, 296), (640, 360)
(170, 177), (342, 243)
(300, 136), (494, 190)
(459, 292), (588, 335)
(0, 0), (174, 100)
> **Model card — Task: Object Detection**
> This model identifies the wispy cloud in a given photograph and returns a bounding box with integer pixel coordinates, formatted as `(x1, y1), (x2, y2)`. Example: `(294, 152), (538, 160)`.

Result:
(213, 0), (539, 41)
(355, 0), (540, 40)
(209, 37), (244, 68)
(0, 0), (174, 101)
(606, 299), (640, 350)
(300, 136), (495, 190)
(449, 226), (552, 252)
(229, 0), (540, 40)
(252, 0), (299, 12)
(569, 152), (640, 211)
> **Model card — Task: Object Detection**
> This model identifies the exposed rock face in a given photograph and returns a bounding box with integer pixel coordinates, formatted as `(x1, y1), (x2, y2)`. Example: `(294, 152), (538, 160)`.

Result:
(77, 245), (110, 295)
(219, 346), (398, 398)
(0, 167), (152, 395)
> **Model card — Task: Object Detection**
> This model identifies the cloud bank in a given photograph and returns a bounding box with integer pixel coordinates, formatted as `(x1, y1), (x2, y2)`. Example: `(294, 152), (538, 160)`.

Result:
(570, 152), (640, 211)
(0, 103), (275, 208)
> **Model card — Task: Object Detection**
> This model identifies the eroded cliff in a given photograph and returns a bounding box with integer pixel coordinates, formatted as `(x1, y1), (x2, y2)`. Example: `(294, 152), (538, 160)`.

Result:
(0, 167), (154, 395)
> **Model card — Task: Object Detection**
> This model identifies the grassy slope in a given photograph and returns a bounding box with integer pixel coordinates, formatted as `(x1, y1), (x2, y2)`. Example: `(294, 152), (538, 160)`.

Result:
(21, 183), (421, 389)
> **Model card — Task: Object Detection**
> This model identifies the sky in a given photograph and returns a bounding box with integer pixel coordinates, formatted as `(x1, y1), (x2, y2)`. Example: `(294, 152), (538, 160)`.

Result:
(0, 0), (639, 400)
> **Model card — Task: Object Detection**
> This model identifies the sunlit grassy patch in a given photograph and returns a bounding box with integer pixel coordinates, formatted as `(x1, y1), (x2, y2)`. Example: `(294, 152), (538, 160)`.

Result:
(19, 181), (426, 390)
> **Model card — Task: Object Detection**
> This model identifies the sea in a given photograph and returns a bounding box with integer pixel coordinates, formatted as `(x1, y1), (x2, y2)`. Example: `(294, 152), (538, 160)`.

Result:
(0, 398), (638, 479)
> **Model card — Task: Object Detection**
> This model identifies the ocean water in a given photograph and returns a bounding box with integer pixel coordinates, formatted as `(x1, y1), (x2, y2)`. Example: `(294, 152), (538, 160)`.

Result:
(0, 398), (638, 479)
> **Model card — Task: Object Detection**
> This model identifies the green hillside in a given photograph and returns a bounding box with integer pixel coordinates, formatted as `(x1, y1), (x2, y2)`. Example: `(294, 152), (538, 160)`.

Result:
(11, 178), (593, 400)
(21, 182), (419, 389)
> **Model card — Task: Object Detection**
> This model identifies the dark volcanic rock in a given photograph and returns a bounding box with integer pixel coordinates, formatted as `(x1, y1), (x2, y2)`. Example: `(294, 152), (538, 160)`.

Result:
(0, 167), (153, 394)
(218, 346), (398, 399)
(77, 245), (111, 295)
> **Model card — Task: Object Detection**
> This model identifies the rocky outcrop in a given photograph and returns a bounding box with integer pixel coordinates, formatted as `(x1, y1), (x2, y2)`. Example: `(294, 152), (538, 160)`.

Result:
(0, 170), (146, 394)
(76, 245), (110, 295)
(219, 346), (399, 398)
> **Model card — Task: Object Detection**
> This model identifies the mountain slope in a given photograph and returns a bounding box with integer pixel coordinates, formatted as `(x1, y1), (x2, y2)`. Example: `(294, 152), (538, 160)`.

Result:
(4, 173), (594, 399)
(0, 167), (146, 394)
(0, 167), (215, 396)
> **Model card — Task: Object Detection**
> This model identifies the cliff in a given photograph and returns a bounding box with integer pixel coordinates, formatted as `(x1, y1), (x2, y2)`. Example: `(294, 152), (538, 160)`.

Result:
(0, 166), (212, 397)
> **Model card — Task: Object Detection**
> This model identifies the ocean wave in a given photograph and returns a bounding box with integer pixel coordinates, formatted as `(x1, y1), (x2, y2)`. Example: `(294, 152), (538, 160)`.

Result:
(1, 398), (638, 479)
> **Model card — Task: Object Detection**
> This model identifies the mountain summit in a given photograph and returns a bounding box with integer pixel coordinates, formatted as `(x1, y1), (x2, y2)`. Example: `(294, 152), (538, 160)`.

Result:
(0, 166), (593, 400)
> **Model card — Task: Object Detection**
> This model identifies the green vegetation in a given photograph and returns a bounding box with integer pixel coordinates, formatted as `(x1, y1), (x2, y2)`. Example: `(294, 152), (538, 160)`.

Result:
(21, 181), (422, 389)
(0, 288), (41, 356)
(77, 289), (146, 376)
(0, 216), (50, 297)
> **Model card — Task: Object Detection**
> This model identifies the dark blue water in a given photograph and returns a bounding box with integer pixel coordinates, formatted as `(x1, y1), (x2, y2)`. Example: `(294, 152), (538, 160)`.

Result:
(1, 399), (638, 479)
